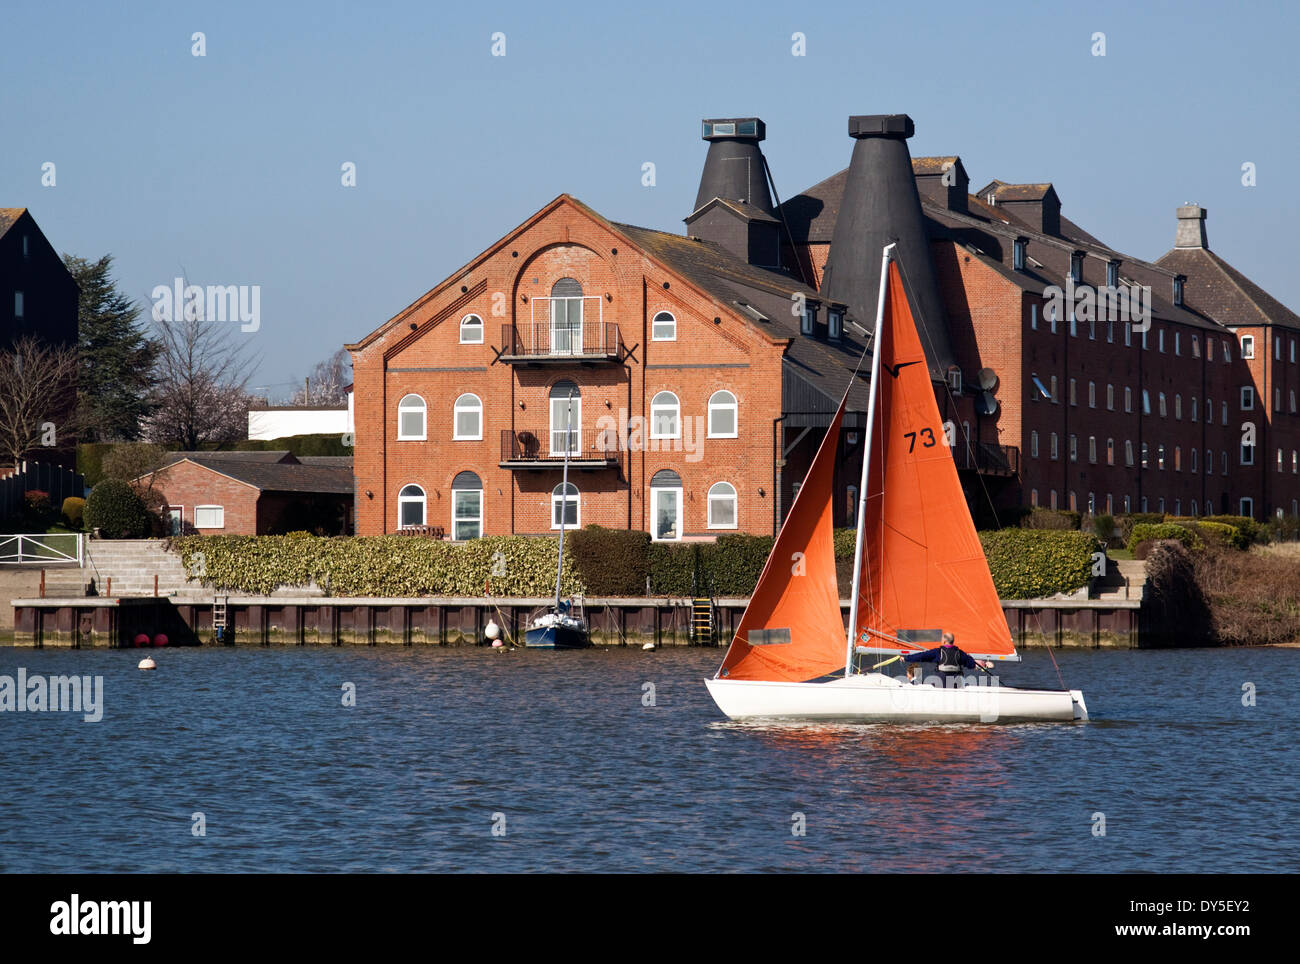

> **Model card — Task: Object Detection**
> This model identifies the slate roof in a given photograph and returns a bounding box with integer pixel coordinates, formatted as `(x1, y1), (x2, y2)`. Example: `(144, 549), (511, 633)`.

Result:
(155, 452), (354, 494)
(1156, 246), (1300, 332)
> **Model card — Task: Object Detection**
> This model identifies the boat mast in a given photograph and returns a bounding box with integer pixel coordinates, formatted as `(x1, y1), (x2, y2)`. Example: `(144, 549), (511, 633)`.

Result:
(554, 389), (574, 612)
(845, 243), (896, 677)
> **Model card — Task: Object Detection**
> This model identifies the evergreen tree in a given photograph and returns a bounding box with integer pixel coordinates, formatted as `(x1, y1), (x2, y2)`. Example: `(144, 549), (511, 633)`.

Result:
(64, 253), (160, 441)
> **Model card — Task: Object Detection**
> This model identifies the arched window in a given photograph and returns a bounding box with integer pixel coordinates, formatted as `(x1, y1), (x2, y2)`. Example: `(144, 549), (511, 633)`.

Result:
(649, 469), (682, 541)
(1191, 448), (1198, 473)
(652, 311), (676, 341)
(451, 471), (482, 540)
(398, 484), (426, 528)
(551, 278), (584, 353)
(708, 390), (737, 438)
(460, 313), (484, 344)
(552, 482), (579, 529)
(398, 394), (427, 440)
(549, 381), (580, 455)
(453, 393), (482, 440)
(1206, 449), (1212, 474)
(707, 482), (738, 529)
(651, 391), (680, 439)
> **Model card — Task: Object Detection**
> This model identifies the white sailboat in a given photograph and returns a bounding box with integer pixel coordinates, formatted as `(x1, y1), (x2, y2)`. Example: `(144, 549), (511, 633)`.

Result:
(705, 245), (1088, 723)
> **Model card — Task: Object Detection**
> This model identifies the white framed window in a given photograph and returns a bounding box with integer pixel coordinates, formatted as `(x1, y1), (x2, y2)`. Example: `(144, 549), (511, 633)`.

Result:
(650, 391), (680, 439)
(549, 381), (580, 455)
(398, 394), (427, 440)
(1158, 444), (1165, 470)
(1050, 490), (1058, 509)
(1125, 440), (1134, 466)
(1030, 304), (1038, 330)
(1241, 441), (1255, 466)
(459, 313), (484, 344)
(1030, 430), (1039, 458)
(398, 484), (426, 528)
(1106, 438), (1114, 465)
(650, 470), (683, 541)
(1276, 336), (1283, 360)
(1206, 397), (1213, 423)
(1050, 375), (1058, 403)
(1192, 335), (1200, 357)
(707, 481), (738, 529)
(1124, 495), (1131, 513)
(1291, 390), (1297, 413)
(1224, 340), (1232, 362)
(828, 309), (843, 340)
(1070, 378), (1077, 405)
(1069, 434), (1078, 462)
(1050, 433), (1059, 460)
(800, 304), (815, 335)
(1206, 449), (1212, 475)
(1191, 448), (1198, 473)
(454, 393), (483, 440)
(1175, 331), (1181, 356)
(194, 505), (224, 529)
(1141, 442), (1149, 469)
(1240, 497), (1255, 519)
(1030, 488), (1039, 507)
(1124, 321), (1132, 347)
(707, 390), (738, 438)
(451, 472), (483, 540)
(1049, 304), (1058, 334)
(1107, 384), (1115, 411)
(1192, 397), (1198, 421)
(1158, 393), (1167, 417)
(1088, 436), (1097, 464)
(1175, 394), (1182, 420)
(1222, 402), (1229, 425)
(652, 311), (676, 341)
(1142, 389), (1151, 415)
(1088, 381), (1096, 408)
(1241, 386), (1255, 411)
(1125, 387), (1133, 413)
(1241, 335), (1255, 359)
(551, 482), (580, 529)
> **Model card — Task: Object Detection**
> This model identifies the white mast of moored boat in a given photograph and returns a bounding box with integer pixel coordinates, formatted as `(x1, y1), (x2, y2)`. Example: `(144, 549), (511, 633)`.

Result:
(845, 243), (896, 678)
(553, 389), (575, 613)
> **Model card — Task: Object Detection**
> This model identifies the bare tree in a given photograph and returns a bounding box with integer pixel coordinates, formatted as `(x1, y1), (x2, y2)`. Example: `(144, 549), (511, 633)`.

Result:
(141, 311), (256, 450)
(0, 335), (81, 471)
(290, 349), (351, 406)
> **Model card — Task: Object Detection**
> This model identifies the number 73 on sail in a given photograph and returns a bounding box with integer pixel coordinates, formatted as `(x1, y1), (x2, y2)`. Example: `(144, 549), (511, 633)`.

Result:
(704, 245), (1088, 724)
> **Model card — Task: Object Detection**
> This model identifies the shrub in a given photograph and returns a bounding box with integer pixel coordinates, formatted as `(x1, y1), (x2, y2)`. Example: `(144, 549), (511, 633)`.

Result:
(1128, 523), (1201, 555)
(61, 496), (86, 529)
(833, 527), (858, 559)
(1091, 513), (1116, 544)
(1195, 544), (1300, 645)
(84, 479), (151, 538)
(168, 534), (583, 597)
(1268, 514), (1300, 542)
(1021, 507), (1081, 531)
(567, 526), (650, 596)
(1200, 514), (1268, 545)
(21, 490), (57, 528)
(979, 529), (1098, 599)
(1115, 512), (1165, 544)
(1193, 521), (1248, 551)
(1144, 541), (1214, 646)
(707, 534), (775, 596)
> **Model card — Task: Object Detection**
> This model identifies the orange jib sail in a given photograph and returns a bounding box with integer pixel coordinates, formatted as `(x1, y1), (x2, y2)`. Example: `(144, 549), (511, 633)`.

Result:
(855, 261), (1015, 659)
(717, 395), (849, 682)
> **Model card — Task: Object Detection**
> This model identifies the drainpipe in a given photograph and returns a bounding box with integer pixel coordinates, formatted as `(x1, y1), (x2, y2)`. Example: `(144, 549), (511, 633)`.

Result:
(772, 414), (787, 536)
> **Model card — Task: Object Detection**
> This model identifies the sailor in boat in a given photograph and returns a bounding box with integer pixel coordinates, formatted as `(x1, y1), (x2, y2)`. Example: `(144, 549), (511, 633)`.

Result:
(900, 633), (992, 687)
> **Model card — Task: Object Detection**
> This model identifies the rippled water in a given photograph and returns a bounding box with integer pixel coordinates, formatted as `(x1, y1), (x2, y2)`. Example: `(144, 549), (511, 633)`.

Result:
(0, 645), (1295, 872)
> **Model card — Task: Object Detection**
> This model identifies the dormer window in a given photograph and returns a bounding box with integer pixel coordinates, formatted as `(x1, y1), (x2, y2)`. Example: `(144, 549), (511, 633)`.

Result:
(1013, 237), (1027, 271)
(828, 308), (843, 341)
(1107, 260), (1119, 288)
(1173, 275), (1185, 307)
(1070, 251), (1084, 283)
(801, 303), (817, 335)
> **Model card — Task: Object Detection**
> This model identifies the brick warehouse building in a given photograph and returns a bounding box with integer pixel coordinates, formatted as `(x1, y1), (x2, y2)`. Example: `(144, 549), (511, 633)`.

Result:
(348, 113), (1300, 538)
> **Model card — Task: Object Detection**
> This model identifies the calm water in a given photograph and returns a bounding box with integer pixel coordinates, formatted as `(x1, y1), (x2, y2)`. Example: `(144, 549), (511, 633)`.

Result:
(0, 644), (1295, 873)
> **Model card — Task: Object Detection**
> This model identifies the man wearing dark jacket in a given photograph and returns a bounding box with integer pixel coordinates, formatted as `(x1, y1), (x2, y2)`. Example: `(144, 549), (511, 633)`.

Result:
(901, 633), (992, 687)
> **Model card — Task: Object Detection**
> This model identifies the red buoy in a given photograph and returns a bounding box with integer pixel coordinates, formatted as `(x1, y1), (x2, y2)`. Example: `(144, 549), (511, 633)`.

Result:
(133, 633), (150, 648)
(152, 633), (169, 648)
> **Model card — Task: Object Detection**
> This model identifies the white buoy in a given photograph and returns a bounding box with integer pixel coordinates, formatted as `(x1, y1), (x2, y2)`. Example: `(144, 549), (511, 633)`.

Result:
(491, 639), (505, 648)
(642, 642), (655, 651)
(138, 657), (156, 670)
(485, 619), (500, 641)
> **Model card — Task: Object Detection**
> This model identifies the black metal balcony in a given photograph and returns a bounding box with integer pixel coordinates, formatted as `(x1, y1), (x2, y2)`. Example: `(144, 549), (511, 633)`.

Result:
(500, 322), (623, 363)
(953, 441), (1020, 477)
(499, 429), (624, 472)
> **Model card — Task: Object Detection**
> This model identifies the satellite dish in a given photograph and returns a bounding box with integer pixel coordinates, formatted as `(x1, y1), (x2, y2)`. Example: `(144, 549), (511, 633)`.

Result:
(977, 367), (998, 391)
(975, 391), (999, 416)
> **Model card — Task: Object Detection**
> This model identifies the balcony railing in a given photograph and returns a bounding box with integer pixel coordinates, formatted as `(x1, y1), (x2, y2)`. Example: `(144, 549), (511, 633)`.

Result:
(500, 429), (623, 472)
(953, 441), (1020, 476)
(500, 318), (622, 361)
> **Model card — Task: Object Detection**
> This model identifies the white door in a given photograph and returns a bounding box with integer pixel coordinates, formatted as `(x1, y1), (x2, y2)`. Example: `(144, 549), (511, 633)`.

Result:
(651, 487), (682, 541)
(168, 508), (183, 536)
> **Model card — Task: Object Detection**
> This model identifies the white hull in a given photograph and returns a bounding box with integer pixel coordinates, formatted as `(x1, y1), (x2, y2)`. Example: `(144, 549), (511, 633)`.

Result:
(705, 673), (1087, 724)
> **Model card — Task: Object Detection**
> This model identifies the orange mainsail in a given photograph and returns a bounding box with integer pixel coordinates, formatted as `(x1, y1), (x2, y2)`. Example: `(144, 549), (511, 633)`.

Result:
(716, 396), (849, 682)
(854, 262), (1015, 659)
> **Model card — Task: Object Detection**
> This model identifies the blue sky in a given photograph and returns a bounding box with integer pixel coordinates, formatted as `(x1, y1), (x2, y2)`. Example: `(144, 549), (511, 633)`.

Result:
(3, 0), (1296, 397)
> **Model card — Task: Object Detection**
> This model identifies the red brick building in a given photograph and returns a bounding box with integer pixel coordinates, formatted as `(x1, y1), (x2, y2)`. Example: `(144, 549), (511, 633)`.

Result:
(348, 114), (1300, 537)
(138, 452), (354, 535)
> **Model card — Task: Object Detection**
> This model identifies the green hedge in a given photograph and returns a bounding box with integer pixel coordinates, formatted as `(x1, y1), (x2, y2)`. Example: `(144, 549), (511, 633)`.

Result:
(1115, 512), (1165, 543)
(1191, 521), (1248, 551)
(1021, 507), (1082, 530)
(648, 534), (777, 596)
(566, 526), (650, 596)
(1128, 523), (1202, 555)
(234, 433), (353, 456)
(1200, 514), (1268, 545)
(979, 529), (1098, 599)
(168, 535), (583, 597)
